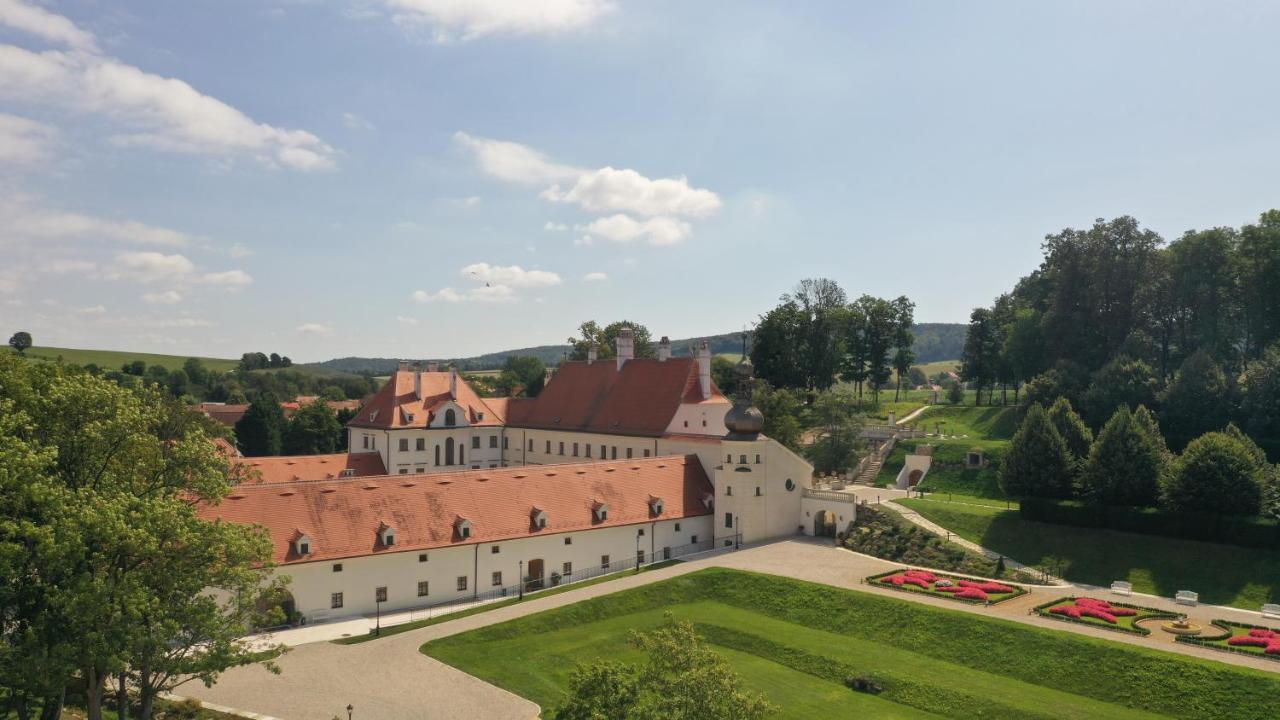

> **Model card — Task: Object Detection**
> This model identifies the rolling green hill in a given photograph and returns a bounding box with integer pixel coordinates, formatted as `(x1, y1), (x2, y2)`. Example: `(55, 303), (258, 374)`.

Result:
(16, 346), (240, 373)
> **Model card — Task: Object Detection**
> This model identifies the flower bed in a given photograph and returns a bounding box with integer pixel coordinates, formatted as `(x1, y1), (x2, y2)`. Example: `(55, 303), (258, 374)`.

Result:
(1033, 597), (1178, 635)
(1177, 620), (1280, 661)
(866, 568), (1027, 605)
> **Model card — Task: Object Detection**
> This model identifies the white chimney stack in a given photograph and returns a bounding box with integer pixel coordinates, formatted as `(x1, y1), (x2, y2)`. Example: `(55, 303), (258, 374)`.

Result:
(397, 360), (409, 373)
(428, 362), (439, 372)
(413, 369), (423, 400)
(657, 336), (671, 362)
(449, 365), (458, 399)
(587, 343), (598, 364)
(697, 341), (711, 399)
(616, 326), (634, 370)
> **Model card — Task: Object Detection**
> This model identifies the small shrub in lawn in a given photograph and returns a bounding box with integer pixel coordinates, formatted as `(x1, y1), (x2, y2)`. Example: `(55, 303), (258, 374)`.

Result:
(844, 676), (884, 694)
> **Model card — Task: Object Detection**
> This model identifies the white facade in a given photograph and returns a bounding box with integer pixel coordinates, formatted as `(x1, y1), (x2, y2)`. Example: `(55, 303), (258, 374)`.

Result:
(276, 516), (712, 622)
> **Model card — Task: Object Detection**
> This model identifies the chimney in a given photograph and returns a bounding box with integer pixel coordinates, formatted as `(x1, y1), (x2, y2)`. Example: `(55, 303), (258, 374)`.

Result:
(428, 362), (439, 372)
(449, 365), (458, 399)
(587, 342), (598, 364)
(413, 370), (423, 400)
(616, 326), (634, 370)
(657, 336), (671, 362)
(697, 341), (711, 400)
(397, 360), (409, 373)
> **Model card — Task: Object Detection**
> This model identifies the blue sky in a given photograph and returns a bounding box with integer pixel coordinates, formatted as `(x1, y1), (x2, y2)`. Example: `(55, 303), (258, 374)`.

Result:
(3, 1), (1279, 361)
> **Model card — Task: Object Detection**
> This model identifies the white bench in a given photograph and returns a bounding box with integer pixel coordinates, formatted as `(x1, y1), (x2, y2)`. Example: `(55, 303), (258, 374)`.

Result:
(1110, 581), (1133, 597)
(1175, 590), (1199, 606)
(1262, 604), (1280, 619)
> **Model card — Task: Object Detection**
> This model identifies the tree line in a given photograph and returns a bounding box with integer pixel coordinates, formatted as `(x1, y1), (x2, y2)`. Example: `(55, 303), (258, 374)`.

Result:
(0, 353), (283, 720)
(959, 212), (1280, 456)
(750, 279), (916, 404)
(1002, 398), (1278, 521)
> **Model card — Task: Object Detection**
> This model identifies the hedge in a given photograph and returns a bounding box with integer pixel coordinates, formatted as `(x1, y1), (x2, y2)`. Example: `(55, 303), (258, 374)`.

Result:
(1019, 498), (1280, 549)
(1031, 596), (1179, 636)
(1176, 619), (1280, 662)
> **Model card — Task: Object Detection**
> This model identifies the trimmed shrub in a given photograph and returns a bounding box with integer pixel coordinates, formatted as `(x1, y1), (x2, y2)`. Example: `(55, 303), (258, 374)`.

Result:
(1019, 497), (1280, 549)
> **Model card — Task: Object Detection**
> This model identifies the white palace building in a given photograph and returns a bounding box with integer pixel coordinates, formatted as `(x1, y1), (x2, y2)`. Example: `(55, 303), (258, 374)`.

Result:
(202, 330), (856, 622)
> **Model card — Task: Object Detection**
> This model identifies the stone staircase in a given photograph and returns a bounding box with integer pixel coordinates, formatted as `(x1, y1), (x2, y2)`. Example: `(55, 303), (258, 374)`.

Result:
(855, 457), (883, 484)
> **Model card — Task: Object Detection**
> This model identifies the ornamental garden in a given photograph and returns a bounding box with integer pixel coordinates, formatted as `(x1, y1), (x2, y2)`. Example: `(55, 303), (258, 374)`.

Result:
(867, 568), (1025, 604)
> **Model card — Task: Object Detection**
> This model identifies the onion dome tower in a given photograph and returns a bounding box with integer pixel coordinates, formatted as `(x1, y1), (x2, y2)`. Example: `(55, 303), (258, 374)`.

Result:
(724, 334), (764, 441)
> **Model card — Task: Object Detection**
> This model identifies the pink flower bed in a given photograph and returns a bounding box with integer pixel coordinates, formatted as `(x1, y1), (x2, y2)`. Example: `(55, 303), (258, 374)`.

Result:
(1048, 598), (1138, 625)
(1227, 628), (1280, 655)
(875, 569), (1018, 603)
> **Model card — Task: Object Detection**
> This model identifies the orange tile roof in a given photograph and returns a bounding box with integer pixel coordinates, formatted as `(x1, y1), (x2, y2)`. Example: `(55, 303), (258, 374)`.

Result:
(234, 452), (386, 484)
(347, 369), (505, 430)
(504, 358), (729, 437)
(199, 454), (712, 565)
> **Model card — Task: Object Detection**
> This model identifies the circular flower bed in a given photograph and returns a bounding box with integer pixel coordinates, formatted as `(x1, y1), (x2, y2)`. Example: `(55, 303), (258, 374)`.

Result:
(867, 568), (1026, 604)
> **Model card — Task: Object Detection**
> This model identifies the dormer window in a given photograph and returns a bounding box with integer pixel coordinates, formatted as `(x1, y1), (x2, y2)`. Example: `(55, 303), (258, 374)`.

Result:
(701, 493), (714, 510)
(593, 502), (609, 523)
(339, 469), (355, 478)
(649, 497), (665, 516)
(531, 508), (549, 529)
(379, 522), (397, 547)
(477, 412), (485, 421)
(368, 410), (379, 422)
(294, 532), (313, 556)
(454, 517), (472, 540)
(444, 409), (457, 427)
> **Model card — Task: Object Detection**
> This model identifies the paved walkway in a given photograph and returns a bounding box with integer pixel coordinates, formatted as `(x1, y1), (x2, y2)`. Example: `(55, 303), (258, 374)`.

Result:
(182, 538), (1279, 720)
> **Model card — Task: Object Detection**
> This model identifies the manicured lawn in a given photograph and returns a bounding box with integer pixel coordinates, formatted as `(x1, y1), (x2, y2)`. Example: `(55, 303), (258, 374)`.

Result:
(332, 559), (683, 644)
(1035, 597), (1178, 635)
(877, 405), (1018, 499)
(898, 499), (1280, 609)
(422, 568), (1280, 720)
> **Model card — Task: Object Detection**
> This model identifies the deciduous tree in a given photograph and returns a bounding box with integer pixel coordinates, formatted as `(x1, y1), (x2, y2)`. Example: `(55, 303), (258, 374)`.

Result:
(8, 330), (32, 354)
(1161, 430), (1266, 515)
(235, 394), (286, 456)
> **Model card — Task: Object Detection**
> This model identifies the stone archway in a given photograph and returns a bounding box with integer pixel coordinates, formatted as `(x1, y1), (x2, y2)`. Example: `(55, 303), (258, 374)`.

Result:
(256, 589), (298, 628)
(814, 510), (837, 538)
(908, 469), (924, 487)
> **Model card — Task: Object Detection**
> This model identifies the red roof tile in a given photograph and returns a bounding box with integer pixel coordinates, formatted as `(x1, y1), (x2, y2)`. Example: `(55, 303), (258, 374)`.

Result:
(347, 369), (505, 430)
(199, 454), (712, 564)
(234, 452), (386, 484)
(504, 358), (728, 437)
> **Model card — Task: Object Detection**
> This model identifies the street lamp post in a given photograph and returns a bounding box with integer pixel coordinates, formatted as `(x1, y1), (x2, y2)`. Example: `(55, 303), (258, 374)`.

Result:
(735, 515), (741, 550)
(519, 559), (524, 600)
(635, 531), (641, 573)
(375, 595), (382, 636)
(346, 704), (353, 720)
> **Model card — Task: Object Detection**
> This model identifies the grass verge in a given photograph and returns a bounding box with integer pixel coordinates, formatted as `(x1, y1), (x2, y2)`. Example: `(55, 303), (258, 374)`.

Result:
(897, 499), (1279, 610)
(422, 568), (1280, 720)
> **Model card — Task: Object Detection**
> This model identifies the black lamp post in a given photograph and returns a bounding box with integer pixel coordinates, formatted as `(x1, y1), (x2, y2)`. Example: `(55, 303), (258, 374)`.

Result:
(346, 704), (353, 720)
(735, 515), (741, 549)
(518, 559), (524, 600)
(374, 593), (383, 636)
(635, 530), (641, 572)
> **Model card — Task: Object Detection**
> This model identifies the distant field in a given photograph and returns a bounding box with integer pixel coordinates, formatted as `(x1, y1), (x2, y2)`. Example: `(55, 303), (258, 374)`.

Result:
(16, 346), (239, 373)
(913, 359), (959, 377)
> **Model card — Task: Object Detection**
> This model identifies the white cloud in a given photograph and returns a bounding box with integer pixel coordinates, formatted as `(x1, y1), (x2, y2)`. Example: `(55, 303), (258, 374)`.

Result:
(77, 304), (105, 315)
(583, 214), (692, 246)
(0, 0), (97, 52)
(151, 317), (212, 328)
(0, 112), (56, 164)
(0, 14), (336, 170)
(412, 288), (463, 303)
(2, 204), (193, 246)
(574, 235), (593, 246)
(395, 315), (418, 325)
(40, 258), (95, 274)
(343, 111), (374, 130)
(199, 269), (253, 287)
(453, 131), (578, 185)
(412, 284), (515, 304)
(141, 290), (183, 305)
(110, 251), (195, 282)
(543, 221), (568, 231)
(460, 262), (561, 288)
(381, 0), (613, 41)
(229, 242), (253, 259)
(296, 322), (335, 337)
(542, 167), (721, 218)
(582, 271), (608, 282)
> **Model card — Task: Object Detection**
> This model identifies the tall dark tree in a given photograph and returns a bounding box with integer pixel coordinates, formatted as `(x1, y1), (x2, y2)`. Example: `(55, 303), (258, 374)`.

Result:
(890, 296), (916, 402)
(1239, 343), (1280, 447)
(785, 278), (847, 391)
(1161, 430), (1266, 515)
(851, 295), (897, 404)
(1047, 397), (1093, 469)
(282, 400), (340, 455)
(1158, 350), (1232, 447)
(1237, 211), (1280, 358)
(959, 308), (999, 405)
(8, 330), (32, 354)
(567, 320), (655, 361)
(1001, 308), (1045, 403)
(235, 394), (286, 456)
(1081, 355), (1157, 428)
(999, 403), (1073, 498)
(1080, 405), (1166, 506)
(751, 300), (807, 390)
(1166, 228), (1241, 367)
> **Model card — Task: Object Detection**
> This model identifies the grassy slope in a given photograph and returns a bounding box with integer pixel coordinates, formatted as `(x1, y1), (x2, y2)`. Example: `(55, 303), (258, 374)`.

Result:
(899, 500), (1279, 609)
(423, 569), (1280, 720)
(877, 404), (1018, 497)
(18, 346), (239, 373)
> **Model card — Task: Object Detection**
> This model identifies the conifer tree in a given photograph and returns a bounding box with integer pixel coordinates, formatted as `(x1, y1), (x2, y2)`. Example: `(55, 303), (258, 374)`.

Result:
(1047, 397), (1093, 471)
(235, 394), (286, 456)
(1080, 405), (1166, 506)
(999, 403), (1073, 498)
(1162, 430), (1266, 515)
